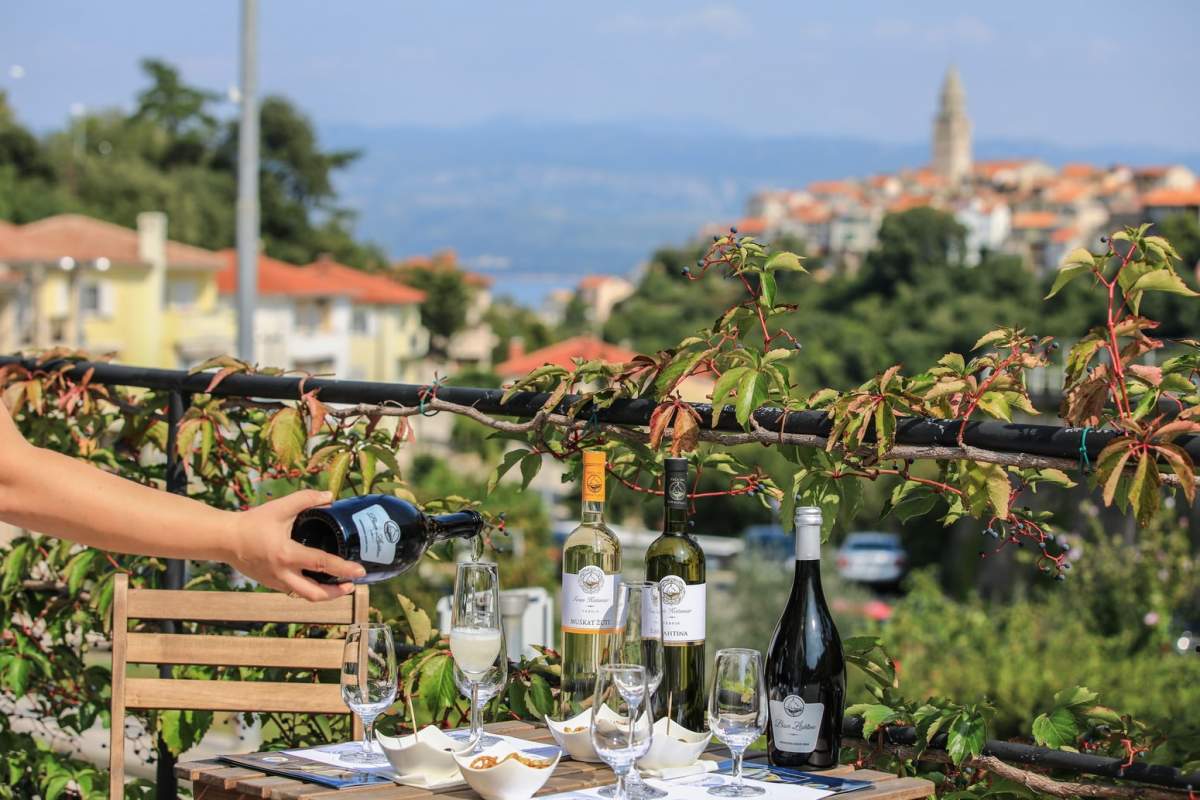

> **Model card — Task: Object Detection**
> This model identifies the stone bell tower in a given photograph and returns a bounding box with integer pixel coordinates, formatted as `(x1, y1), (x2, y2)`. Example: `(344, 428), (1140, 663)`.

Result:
(932, 65), (972, 185)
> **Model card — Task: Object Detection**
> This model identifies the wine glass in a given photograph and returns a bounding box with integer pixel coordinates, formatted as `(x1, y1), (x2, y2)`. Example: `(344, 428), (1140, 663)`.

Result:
(591, 664), (653, 800)
(706, 649), (768, 796)
(600, 583), (665, 800)
(450, 561), (504, 753)
(453, 627), (509, 750)
(340, 623), (398, 764)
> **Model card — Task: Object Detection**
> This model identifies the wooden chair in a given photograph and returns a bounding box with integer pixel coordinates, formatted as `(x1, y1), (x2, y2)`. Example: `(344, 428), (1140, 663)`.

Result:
(108, 574), (369, 797)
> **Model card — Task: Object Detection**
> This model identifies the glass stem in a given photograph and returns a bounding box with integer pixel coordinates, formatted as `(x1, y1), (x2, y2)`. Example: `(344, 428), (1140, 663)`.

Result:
(731, 749), (744, 789)
(362, 716), (376, 755)
(614, 769), (628, 800)
(470, 682), (482, 747)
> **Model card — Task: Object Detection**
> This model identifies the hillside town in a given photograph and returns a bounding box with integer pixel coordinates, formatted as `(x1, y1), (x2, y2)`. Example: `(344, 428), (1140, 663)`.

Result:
(725, 67), (1200, 274)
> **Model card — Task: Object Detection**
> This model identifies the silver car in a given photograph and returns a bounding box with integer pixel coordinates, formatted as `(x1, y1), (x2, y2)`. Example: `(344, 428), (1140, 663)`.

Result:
(836, 532), (907, 585)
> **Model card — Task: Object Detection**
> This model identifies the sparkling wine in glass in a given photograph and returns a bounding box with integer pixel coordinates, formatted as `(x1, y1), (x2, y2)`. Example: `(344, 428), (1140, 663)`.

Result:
(453, 627), (509, 750)
(340, 623), (398, 764)
(450, 561), (504, 753)
(591, 664), (653, 800)
(600, 583), (665, 800)
(707, 648), (768, 797)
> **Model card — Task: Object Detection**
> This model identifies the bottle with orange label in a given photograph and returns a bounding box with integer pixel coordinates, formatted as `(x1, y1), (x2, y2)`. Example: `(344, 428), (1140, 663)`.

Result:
(559, 450), (622, 715)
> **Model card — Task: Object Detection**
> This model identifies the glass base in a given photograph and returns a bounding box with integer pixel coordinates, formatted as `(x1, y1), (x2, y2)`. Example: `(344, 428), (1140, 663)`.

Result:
(708, 784), (765, 797)
(340, 748), (387, 764)
(449, 731), (502, 750)
(599, 781), (667, 799)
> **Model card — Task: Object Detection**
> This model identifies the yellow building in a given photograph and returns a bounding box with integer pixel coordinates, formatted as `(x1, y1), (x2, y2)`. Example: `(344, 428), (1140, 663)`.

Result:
(0, 213), (233, 367)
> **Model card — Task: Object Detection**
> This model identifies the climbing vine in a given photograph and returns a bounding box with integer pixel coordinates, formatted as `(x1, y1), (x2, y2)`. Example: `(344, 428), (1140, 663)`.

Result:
(1, 222), (1198, 797)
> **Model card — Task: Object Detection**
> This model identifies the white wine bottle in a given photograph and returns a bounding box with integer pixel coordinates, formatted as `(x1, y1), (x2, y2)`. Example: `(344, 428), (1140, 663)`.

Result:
(765, 505), (846, 768)
(645, 457), (706, 730)
(559, 450), (622, 714)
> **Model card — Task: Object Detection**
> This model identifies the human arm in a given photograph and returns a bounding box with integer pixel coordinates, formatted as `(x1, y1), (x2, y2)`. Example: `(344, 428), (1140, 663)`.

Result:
(0, 400), (365, 600)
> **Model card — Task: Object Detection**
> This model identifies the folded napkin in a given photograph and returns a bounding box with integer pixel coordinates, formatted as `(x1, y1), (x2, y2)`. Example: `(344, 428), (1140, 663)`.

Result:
(640, 760), (719, 780)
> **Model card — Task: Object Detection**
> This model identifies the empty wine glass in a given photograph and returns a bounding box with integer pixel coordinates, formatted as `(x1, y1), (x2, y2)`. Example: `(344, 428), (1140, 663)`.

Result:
(706, 648), (768, 796)
(450, 561), (504, 753)
(591, 664), (653, 800)
(453, 626), (509, 750)
(340, 623), (398, 764)
(600, 583), (665, 800)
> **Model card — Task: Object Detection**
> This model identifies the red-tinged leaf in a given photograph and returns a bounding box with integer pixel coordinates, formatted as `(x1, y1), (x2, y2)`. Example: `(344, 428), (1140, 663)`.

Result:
(3, 383), (26, 416)
(1153, 443), (1196, 505)
(878, 364), (903, 394)
(326, 449), (353, 498)
(393, 417), (413, 446)
(1101, 447), (1134, 507)
(303, 391), (328, 436)
(648, 403), (676, 451)
(1127, 364), (1163, 387)
(265, 407), (307, 467)
(364, 413), (383, 436)
(308, 444), (346, 470)
(1126, 453), (1160, 527)
(205, 366), (241, 393)
(1152, 420), (1200, 443)
(175, 418), (202, 460)
(672, 406), (700, 455)
(199, 420), (215, 468)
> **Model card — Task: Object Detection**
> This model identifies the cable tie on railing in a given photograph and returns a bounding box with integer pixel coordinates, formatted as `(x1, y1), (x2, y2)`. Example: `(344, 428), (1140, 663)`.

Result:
(417, 375), (444, 417)
(1078, 426), (1093, 474)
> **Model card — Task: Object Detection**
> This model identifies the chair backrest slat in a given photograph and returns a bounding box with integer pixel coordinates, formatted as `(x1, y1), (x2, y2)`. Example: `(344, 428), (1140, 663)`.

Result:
(126, 588), (356, 623)
(125, 632), (344, 669)
(109, 574), (369, 798)
(125, 677), (348, 714)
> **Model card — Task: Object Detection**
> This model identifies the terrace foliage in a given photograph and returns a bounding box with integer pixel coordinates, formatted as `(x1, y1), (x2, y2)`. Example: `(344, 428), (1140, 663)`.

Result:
(1, 223), (1199, 798)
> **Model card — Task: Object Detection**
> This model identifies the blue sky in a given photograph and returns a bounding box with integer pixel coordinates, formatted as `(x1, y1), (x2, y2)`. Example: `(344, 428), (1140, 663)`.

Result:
(3, 1), (1199, 149)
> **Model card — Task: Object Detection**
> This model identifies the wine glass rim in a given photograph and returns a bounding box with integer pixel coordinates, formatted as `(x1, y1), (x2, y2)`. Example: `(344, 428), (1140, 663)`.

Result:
(456, 559), (498, 568)
(714, 647), (760, 658)
(347, 622), (392, 632)
(599, 662), (646, 673)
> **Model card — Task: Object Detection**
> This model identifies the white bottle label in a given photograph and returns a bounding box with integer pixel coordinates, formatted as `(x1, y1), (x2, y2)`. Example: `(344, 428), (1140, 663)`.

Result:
(351, 504), (400, 565)
(658, 576), (705, 645)
(562, 567), (621, 633)
(770, 696), (825, 753)
(642, 595), (662, 639)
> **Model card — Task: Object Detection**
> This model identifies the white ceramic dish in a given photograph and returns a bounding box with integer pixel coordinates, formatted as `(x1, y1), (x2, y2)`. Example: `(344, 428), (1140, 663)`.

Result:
(453, 742), (561, 800)
(637, 718), (712, 772)
(376, 725), (472, 785)
(544, 708), (602, 762)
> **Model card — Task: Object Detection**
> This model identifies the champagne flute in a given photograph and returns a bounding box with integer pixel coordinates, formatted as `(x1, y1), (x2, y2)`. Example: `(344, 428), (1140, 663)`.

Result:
(600, 583), (665, 800)
(453, 627), (509, 750)
(450, 561), (504, 754)
(591, 664), (653, 800)
(340, 623), (398, 764)
(706, 649), (768, 796)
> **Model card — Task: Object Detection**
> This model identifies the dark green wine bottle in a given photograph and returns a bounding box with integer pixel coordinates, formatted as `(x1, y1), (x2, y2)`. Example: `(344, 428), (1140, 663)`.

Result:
(644, 458), (706, 730)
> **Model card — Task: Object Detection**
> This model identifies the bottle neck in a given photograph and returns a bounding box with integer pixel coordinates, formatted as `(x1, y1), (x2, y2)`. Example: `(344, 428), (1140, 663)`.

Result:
(795, 522), (821, 562)
(664, 504), (688, 535)
(429, 510), (485, 542)
(580, 500), (605, 525)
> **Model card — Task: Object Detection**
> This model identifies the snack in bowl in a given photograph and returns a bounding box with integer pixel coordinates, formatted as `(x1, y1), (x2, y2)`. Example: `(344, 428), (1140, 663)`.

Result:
(454, 743), (562, 800)
(544, 708), (602, 762)
(637, 717), (712, 772)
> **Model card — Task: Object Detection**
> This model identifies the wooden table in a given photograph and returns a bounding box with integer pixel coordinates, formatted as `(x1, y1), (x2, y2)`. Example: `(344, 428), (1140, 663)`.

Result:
(177, 721), (933, 800)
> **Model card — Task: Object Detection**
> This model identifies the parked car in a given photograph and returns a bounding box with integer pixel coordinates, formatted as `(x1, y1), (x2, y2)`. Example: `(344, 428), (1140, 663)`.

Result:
(743, 524), (792, 562)
(836, 532), (907, 586)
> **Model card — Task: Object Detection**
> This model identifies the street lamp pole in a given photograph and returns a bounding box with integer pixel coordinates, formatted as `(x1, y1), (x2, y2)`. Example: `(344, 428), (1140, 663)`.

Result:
(235, 0), (259, 362)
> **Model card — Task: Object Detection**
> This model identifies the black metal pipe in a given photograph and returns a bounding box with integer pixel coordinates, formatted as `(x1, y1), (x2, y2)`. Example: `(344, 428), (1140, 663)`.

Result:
(844, 716), (1199, 791)
(4, 356), (1198, 464)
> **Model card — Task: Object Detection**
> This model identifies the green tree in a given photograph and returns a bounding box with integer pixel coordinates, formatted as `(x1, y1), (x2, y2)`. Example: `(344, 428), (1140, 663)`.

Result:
(132, 58), (219, 168)
(558, 291), (591, 336)
(856, 206), (968, 294)
(401, 268), (470, 356)
(486, 298), (552, 364)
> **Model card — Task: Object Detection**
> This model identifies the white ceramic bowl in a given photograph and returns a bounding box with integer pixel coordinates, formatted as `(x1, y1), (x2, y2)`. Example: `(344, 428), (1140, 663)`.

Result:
(544, 708), (602, 762)
(453, 742), (561, 800)
(638, 718), (712, 771)
(376, 725), (472, 784)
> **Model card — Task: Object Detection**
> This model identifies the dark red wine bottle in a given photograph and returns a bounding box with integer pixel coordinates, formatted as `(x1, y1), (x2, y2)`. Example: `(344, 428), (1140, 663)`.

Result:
(292, 495), (483, 584)
(765, 505), (846, 767)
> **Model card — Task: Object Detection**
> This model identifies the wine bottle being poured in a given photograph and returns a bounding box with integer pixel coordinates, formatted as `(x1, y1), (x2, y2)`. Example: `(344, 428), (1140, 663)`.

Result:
(292, 495), (483, 584)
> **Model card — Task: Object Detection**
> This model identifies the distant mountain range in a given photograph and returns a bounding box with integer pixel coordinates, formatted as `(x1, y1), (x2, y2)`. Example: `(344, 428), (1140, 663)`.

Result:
(324, 121), (1200, 304)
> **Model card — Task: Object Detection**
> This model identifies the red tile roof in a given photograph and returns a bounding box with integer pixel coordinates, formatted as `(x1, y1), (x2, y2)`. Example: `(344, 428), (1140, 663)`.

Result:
(974, 159), (1035, 179)
(888, 194), (932, 213)
(579, 274), (622, 290)
(217, 250), (358, 298)
(1051, 227), (1078, 244)
(1060, 163), (1098, 179)
(790, 205), (832, 224)
(1044, 180), (1090, 204)
(734, 217), (768, 235)
(0, 214), (223, 268)
(1141, 186), (1200, 207)
(807, 180), (858, 196)
(1012, 211), (1059, 230)
(303, 255), (426, 305)
(393, 249), (493, 288)
(495, 335), (638, 377)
